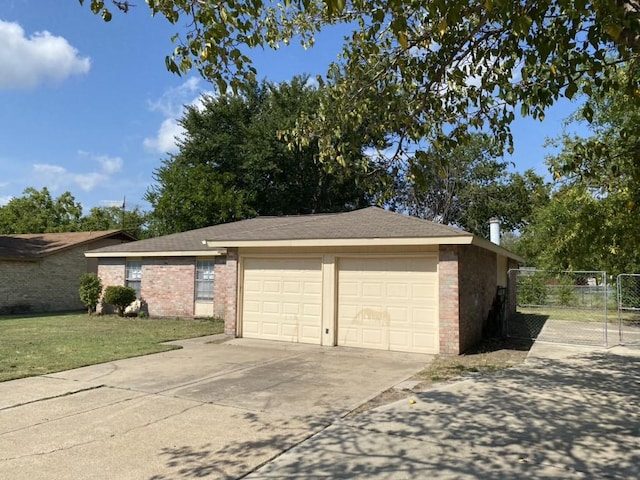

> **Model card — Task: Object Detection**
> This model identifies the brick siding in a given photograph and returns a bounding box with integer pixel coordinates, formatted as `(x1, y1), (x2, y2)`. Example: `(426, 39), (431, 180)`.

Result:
(96, 253), (238, 327)
(215, 248), (238, 335)
(0, 239), (125, 315)
(438, 245), (460, 354)
(143, 258), (195, 317)
(457, 245), (497, 353)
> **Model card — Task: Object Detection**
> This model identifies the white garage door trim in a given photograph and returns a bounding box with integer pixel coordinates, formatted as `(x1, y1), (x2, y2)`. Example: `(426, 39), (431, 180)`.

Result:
(337, 255), (439, 354)
(240, 256), (323, 344)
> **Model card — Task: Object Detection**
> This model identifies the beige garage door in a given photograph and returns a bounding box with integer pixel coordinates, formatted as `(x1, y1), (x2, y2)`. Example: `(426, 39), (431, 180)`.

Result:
(338, 256), (439, 354)
(242, 257), (322, 344)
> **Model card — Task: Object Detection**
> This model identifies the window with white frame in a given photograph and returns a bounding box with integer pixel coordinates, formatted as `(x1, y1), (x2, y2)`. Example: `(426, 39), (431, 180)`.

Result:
(196, 260), (215, 301)
(125, 260), (142, 298)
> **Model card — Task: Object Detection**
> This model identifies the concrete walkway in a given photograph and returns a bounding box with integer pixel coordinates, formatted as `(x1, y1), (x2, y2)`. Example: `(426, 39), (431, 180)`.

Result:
(247, 342), (640, 479)
(0, 336), (429, 480)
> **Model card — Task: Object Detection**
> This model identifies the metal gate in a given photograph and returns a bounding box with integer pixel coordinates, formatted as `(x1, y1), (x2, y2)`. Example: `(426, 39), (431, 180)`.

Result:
(616, 274), (640, 346)
(506, 269), (610, 346)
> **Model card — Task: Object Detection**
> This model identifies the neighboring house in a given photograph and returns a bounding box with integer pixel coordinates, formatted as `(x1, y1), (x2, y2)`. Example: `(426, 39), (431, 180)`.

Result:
(85, 207), (522, 355)
(0, 231), (135, 314)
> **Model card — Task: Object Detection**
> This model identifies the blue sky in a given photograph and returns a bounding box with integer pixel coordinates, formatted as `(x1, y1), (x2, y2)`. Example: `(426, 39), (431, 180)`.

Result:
(0, 1), (584, 213)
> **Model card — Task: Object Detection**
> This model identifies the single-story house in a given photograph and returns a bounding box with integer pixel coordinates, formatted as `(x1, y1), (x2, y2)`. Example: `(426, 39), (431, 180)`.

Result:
(0, 230), (135, 314)
(86, 207), (522, 354)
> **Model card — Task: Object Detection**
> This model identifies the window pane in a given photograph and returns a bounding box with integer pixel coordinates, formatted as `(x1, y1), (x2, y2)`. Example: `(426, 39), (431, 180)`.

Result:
(196, 260), (215, 301)
(126, 261), (142, 298)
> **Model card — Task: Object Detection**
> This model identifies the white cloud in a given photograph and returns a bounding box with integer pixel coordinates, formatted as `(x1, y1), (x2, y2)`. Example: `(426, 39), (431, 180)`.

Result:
(143, 77), (215, 154)
(0, 195), (13, 206)
(101, 199), (126, 208)
(0, 20), (90, 89)
(33, 153), (123, 192)
(143, 118), (184, 154)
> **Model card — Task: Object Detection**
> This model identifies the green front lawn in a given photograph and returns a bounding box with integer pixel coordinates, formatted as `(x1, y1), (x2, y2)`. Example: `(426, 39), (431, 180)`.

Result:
(0, 312), (225, 382)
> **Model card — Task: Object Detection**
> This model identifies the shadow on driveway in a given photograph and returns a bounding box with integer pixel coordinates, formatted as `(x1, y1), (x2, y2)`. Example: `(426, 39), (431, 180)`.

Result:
(245, 348), (640, 479)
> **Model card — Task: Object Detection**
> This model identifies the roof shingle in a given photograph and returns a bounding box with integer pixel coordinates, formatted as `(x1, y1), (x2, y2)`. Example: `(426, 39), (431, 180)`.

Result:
(87, 207), (470, 255)
(0, 231), (134, 260)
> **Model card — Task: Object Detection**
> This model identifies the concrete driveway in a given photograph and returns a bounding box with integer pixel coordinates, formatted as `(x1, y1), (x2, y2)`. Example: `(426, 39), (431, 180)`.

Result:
(247, 342), (640, 479)
(0, 336), (430, 480)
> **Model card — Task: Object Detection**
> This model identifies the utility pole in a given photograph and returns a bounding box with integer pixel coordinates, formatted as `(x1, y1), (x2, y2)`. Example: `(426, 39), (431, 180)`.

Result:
(121, 197), (126, 232)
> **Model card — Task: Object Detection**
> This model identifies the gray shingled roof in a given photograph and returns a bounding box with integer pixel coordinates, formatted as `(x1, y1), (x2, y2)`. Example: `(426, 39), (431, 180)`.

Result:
(0, 230), (134, 260)
(87, 207), (470, 254)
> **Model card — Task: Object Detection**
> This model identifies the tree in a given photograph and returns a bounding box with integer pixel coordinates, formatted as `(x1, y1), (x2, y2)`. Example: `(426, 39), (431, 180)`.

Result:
(145, 77), (382, 234)
(547, 64), (640, 197)
(80, 206), (149, 239)
(516, 63), (640, 274)
(103, 285), (137, 317)
(389, 134), (548, 236)
(0, 187), (82, 234)
(515, 184), (640, 275)
(79, 273), (103, 315)
(83, 1), (640, 166)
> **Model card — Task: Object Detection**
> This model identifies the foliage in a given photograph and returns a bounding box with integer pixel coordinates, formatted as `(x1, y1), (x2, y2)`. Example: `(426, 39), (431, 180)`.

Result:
(82, 0), (640, 166)
(78, 273), (103, 315)
(547, 64), (640, 197)
(0, 312), (224, 382)
(389, 133), (549, 236)
(80, 205), (148, 239)
(517, 64), (640, 275)
(517, 273), (547, 306)
(146, 77), (382, 234)
(557, 276), (578, 307)
(0, 188), (149, 237)
(0, 187), (82, 234)
(103, 285), (137, 317)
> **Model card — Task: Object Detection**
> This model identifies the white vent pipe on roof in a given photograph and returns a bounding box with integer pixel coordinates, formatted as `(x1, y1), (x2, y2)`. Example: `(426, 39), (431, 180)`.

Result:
(489, 217), (500, 245)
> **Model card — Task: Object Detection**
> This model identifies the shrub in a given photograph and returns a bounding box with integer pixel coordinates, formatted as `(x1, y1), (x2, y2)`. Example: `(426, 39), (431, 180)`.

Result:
(517, 273), (547, 305)
(557, 276), (578, 307)
(79, 273), (103, 315)
(103, 286), (137, 317)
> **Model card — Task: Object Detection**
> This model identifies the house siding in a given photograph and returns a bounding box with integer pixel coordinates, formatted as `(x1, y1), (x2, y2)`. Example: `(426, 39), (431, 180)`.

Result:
(438, 245), (460, 355)
(216, 248), (238, 335)
(0, 238), (126, 314)
(458, 245), (498, 353)
(96, 253), (237, 325)
(143, 258), (195, 317)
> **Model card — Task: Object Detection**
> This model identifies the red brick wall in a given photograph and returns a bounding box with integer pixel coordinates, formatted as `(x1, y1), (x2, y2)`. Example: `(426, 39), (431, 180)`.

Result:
(97, 254), (238, 326)
(438, 245), (460, 355)
(215, 248), (238, 335)
(97, 259), (126, 314)
(143, 258), (195, 317)
(458, 245), (497, 352)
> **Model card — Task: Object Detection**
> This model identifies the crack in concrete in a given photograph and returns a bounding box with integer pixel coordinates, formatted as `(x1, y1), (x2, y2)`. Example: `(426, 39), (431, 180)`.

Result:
(0, 385), (105, 413)
(0, 402), (205, 462)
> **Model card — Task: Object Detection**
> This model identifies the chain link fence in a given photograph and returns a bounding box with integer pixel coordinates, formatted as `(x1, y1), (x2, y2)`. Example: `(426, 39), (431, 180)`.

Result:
(506, 269), (610, 346)
(617, 274), (640, 346)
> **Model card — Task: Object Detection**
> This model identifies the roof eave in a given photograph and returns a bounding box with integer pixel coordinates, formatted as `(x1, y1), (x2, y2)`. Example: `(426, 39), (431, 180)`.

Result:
(85, 248), (227, 258)
(205, 236), (473, 248)
(470, 237), (524, 262)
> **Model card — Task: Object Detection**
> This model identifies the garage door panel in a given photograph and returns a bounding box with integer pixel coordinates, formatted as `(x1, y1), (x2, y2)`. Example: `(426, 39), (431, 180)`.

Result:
(338, 256), (439, 354)
(242, 257), (322, 345)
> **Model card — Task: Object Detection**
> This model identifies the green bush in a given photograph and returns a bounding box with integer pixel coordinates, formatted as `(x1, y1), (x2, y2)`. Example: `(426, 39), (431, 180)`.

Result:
(557, 276), (578, 307)
(103, 286), (137, 317)
(517, 273), (547, 305)
(79, 273), (103, 315)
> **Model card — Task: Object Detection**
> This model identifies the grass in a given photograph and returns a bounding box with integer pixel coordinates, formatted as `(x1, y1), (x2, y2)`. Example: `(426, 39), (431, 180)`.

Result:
(417, 337), (532, 383)
(0, 312), (225, 382)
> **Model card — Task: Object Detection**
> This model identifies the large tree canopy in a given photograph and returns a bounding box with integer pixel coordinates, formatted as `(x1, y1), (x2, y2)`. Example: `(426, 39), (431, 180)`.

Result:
(0, 187), (82, 234)
(145, 77), (382, 235)
(516, 64), (640, 274)
(83, 0), (640, 164)
(0, 188), (147, 237)
(389, 133), (548, 236)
